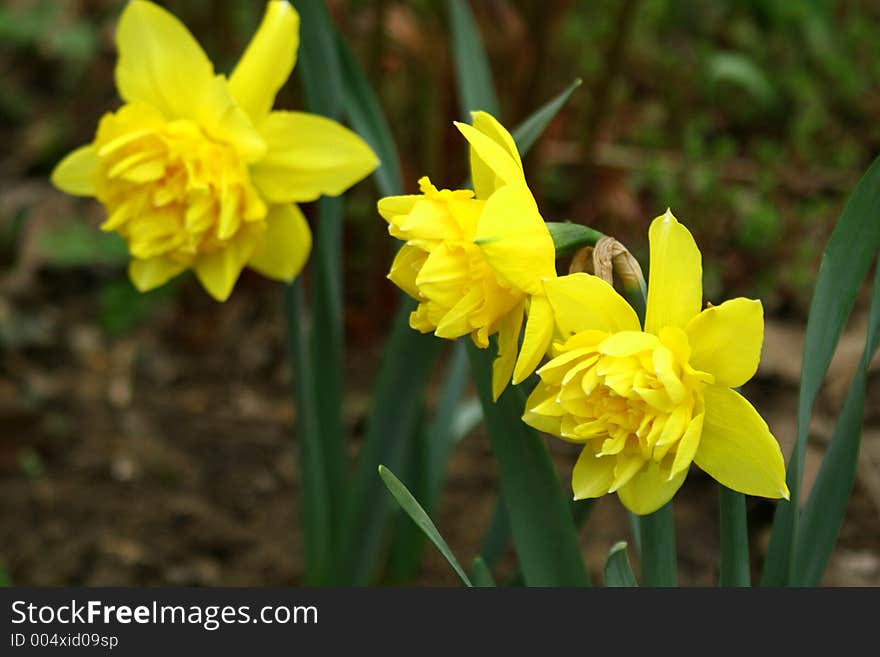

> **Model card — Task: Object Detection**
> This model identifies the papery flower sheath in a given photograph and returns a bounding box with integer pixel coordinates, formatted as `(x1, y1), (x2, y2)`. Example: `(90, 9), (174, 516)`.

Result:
(378, 112), (557, 399)
(523, 210), (788, 515)
(51, 0), (378, 301)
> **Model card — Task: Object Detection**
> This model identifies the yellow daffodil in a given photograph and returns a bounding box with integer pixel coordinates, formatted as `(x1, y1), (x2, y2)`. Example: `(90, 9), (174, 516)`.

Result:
(523, 209), (788, 515)
(51, 0), (378, 301)
(378, 112), (557, 399)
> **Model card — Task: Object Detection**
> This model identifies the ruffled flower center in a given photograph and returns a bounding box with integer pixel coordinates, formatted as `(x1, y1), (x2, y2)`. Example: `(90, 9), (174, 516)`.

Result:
(383, 177), (523, 347)
(534, 327), (715, 486)
(93, 104), (267, 263)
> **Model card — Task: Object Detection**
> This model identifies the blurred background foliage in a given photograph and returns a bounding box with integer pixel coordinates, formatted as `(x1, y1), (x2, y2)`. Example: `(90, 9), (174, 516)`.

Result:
(2, 0), (879, 334)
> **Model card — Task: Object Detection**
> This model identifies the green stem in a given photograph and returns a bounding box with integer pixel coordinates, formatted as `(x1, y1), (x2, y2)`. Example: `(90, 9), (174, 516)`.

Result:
(283, 282), (332, 584)
(467, 342), (590, 586)
(638, 502), (677, 586)
(312, 196), (346, 536)
(719, 485), (751, 586)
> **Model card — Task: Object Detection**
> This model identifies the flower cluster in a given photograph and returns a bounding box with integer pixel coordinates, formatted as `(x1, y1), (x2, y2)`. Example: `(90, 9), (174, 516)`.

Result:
(49, 0), (789, 518)
(52, 0), (378, 301)
(379, 125), (788, 514)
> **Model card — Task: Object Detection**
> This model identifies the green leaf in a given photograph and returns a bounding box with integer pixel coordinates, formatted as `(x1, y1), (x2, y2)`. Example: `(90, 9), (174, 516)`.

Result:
(310, 196), (347, 535)
(385, 345), (477, 583)
(467, 343), (590, 586)
(762, 153), (880, 585)
(795, 261), (880, 585)
(719, 486), (750, 587)
(511, 79), (582, 155)
(98, 279), (177, 337)
(707, 51), (778, 109)
(604, 541), (638, 587)
(546, 221), (605, 258)
(292, 0), (348, 584)
(384, 411), (431, 584)
(379, 465), (473, 587)
(470, 556), (496, 587)
(334, 28), (403, 198)
(332, 303), (443, 584)
(295, 0), (343, 118)
(479, 497), (512, 569)
(37, 223), (129, 268)
(425, 343), (472, 507)
(446, 0), (500, 117)
(638, 503), (677, 587)
(282, 282), (332, 585)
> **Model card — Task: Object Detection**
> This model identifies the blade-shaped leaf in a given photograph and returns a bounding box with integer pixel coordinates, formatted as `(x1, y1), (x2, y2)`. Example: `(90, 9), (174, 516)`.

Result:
(719, 486), (750, 587)
(547, 222), (606, 258)
(470, 556), (496, 587)
(296, 0), (343, 118)
(762, 153), (880, 585)
(384, 411), (430, 584)
(467, 343), (590, 586)
(332, 304), (443, 584)
(292, 0), (349, 584)
(379, 465), (473, 587)
(283, 282), (332, 584)
(795, 261), (880, 585)
(604, 541), (638, 587)
(446, 0), (500, 117)
(386, 345), (477, 583)
(426, 342), (473, 507)
(334, 28), (402, 198)
(638, 503), (677, 587)
(511, 78), (582, 155)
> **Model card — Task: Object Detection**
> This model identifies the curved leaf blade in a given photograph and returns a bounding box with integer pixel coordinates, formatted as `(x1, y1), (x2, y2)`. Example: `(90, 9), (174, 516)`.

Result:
(795, 261), (880, 585)
(763, 153), (880, 585)
(379, 465), (473, 587)
(446, 0), (500, 117)
(604, 541), (638, 587)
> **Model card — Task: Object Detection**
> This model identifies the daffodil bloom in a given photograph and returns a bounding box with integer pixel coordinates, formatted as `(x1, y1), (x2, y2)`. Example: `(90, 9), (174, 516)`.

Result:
(378, 112), (556, 399)
(51, 0), (377, 301)
(524, 210), (789, 515)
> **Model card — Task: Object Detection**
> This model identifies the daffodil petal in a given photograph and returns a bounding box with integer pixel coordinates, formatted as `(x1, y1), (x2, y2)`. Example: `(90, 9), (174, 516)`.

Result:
(475, 182), (555, 294)
(572, 447), (616, 500)
(51, 144), (98, 196)
(686, 297), (764, 388)
(415, 243), (470, 310)
(454, 121), (523, 198)
(522, 381), (564, 437)
(229, 0), (299, 121)
(115, 1), (266, 160)
(247, 204), (311, 282)
(436, 287), (482, 339)
(492, 301), (525, 400)
(543, 273), (641, 337)
(513, 294), (554, 384)
(644, 209), (702, 334)
(251, 111), (378, 204)
(617, 460), (688, 515)
(669, 412), (704, 478)
(128, 256), (186, 292)
(387, 244), (427, 300)
(694, 385), (789, 499)
(115, 0), (215, 120)
(377, 194), (420, 227)
(194, 233), (259, 302)
(468, 111), (523, 199)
